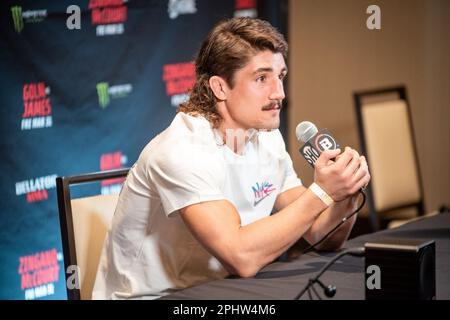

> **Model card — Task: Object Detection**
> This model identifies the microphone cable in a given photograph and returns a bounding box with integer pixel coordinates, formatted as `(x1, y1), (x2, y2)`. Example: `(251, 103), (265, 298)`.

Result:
(293, 190), (367, 300)
(301, 189), (366, 254)
(295, 246), (365, 300)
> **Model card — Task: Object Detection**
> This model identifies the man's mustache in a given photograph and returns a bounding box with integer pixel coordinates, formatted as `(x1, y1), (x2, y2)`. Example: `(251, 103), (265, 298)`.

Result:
(261, 102), (282, 111)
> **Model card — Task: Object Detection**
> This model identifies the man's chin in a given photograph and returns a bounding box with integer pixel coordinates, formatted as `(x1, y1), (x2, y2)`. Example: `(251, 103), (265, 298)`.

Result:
(257, 122), (280, 131)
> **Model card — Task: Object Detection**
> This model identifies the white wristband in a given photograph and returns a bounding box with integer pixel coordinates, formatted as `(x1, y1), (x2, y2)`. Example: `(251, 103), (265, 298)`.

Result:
(309, 182), (334, 206)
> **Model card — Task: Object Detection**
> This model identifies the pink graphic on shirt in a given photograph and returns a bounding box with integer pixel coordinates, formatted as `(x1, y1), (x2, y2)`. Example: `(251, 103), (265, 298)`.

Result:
(252, 182), (276, 206)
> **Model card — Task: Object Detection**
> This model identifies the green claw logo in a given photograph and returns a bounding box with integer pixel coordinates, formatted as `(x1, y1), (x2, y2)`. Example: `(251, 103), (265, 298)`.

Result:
(11, 6), (24, 33)
(96, 82), (110, 108)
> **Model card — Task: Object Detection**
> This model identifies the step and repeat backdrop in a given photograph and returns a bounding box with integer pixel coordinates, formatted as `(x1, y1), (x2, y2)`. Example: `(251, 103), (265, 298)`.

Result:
(0, 0), (286, 300)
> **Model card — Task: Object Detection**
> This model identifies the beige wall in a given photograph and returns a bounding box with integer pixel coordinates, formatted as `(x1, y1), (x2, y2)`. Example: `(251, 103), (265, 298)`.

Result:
(288, 0), (449, 212)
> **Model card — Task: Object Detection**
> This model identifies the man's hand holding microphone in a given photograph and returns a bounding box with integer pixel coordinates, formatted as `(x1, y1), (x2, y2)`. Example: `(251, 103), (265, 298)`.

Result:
(295, 121), (371, 206)
(314, 147), (371, 203)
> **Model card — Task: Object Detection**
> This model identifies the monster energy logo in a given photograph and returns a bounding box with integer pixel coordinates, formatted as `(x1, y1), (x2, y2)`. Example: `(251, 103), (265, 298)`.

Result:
(11, 6), (24, 33)
(97, 82), (110, 108)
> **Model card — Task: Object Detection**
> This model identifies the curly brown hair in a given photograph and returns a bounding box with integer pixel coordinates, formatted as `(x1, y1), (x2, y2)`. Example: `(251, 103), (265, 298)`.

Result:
(177, 17), (288, 128)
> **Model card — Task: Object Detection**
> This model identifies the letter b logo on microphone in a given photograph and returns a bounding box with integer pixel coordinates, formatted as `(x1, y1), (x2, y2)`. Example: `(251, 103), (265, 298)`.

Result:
(300, 129), (340, 167)
(316, 134), (337, 151)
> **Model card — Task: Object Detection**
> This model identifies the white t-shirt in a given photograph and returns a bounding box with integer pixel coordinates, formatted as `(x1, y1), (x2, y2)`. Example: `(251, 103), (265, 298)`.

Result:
(92, 112), (302, 299)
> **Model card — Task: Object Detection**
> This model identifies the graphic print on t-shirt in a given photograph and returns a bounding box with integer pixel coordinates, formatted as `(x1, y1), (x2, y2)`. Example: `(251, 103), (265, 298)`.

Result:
(251, 181), (276, 206)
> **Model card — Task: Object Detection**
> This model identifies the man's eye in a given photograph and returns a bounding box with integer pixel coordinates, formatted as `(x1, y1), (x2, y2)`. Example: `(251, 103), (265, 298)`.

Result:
(256, 75), (266, 82)
(279, 73), (286, 80)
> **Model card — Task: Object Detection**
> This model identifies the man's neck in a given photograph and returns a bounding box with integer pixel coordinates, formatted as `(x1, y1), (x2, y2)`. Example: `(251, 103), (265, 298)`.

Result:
(216, 123), (257, 155)
(215, 102), (257, 154)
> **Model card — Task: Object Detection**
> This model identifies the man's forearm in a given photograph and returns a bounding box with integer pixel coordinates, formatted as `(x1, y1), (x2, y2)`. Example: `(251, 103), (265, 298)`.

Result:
(232, 187), (344, 276)
(315, 211), (356, 251)
(304, 195), (359, 250)
(181, 187), (329, 278)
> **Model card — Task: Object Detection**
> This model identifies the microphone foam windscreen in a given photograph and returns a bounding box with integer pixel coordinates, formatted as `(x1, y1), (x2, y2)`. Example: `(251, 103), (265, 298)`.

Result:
(296, 121), (318, 143)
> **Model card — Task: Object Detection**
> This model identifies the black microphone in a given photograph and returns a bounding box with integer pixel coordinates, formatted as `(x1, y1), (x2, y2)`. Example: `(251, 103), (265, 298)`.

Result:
(295, 121), (340, 167)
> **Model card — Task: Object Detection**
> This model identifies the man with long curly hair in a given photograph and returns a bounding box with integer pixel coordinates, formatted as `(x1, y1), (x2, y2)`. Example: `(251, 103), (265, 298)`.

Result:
(93, 17), (370, 299)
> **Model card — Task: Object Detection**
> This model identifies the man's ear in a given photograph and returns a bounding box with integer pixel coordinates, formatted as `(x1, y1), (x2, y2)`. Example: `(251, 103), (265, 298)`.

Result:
(209, 76), (228, 101)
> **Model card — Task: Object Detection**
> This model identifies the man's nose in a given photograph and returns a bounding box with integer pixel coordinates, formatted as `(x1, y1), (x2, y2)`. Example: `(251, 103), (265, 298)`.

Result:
(269, 78), (285, 101)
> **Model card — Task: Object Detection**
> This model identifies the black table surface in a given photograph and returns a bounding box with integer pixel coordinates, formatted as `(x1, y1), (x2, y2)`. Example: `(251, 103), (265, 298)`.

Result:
(161, 212), (450, 300)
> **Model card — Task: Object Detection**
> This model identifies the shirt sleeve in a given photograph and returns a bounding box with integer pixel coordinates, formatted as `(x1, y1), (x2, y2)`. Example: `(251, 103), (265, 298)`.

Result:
(149, 146), (226, 217)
